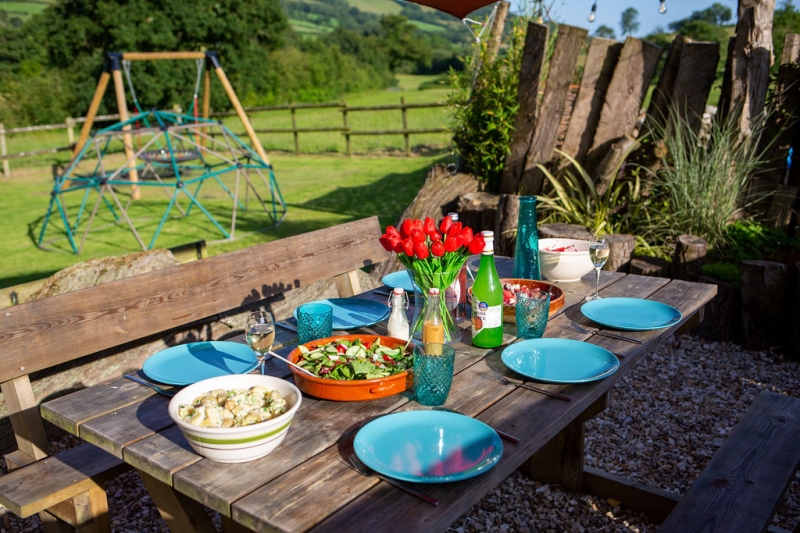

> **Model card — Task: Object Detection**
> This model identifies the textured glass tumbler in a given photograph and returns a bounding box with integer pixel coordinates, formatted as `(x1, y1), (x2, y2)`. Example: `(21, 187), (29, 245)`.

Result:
(515, 291), (550, 339)
(296, 303), (333, 344)
(413, 343), (456, 406)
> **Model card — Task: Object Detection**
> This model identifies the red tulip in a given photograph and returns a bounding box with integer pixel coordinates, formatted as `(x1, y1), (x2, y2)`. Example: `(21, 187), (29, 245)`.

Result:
(440, 216), (453, 234)
(400, 219), (415, 239)
(392, 239), (405, 254)
(423, 217), (437, 237)
(448, 221), (462, 236)
(429, 230), (442, 242)
(460, 227), (474, 247)
(468, 235), (486, 254)
(379, 236), (393, 251)
(443, 235), (461, 253)
(403, 238), (415, 256)
(414, 242), (429, 260)
(431, 241), (445, 257)
(386, 226), (401, 240)
(411, 229), (426, 243)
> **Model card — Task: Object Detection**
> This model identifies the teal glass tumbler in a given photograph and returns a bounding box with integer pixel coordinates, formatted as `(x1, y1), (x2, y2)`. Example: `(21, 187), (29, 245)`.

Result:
(413, 343), (456, 406)
(296, 303), (333, 344)
(515, 290), (550, 339)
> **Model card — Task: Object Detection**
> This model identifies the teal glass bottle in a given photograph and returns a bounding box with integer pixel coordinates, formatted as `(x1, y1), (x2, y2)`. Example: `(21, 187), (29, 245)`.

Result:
(513, 196), (541, 280)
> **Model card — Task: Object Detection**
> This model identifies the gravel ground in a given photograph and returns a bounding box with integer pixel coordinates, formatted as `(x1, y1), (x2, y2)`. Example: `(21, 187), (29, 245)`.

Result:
(2, 334), (799, 533)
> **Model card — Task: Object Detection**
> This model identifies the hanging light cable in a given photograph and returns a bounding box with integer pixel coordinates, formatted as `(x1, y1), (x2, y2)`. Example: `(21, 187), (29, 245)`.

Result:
(588, 1), (597, 22)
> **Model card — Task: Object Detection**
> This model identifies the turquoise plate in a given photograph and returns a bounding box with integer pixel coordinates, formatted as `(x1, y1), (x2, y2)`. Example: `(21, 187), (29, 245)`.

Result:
(381, 271), (419, 293)
(142, 341), (258, 386)
(354, 411), (503, 483)
(294, 298), (390, 330)
(501, 338), (619, 384)
(581, 297), (682, 331)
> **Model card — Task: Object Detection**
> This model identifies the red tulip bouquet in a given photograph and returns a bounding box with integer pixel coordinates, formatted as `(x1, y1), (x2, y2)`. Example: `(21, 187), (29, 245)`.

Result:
(379, 216), (484, 342)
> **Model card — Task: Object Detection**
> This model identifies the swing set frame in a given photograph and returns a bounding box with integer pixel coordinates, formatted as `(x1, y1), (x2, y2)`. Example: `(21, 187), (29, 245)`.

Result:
(40, 51), (287, 254)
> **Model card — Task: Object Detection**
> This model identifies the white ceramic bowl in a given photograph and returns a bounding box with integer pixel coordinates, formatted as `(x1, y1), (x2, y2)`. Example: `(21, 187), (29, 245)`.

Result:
(168, 374), (302, 463)
(538, 238), (594, 282)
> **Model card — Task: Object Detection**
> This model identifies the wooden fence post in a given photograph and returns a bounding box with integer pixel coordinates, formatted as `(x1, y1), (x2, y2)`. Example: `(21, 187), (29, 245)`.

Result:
(291, 107), (299, 156)
(0, 123), (9, 178)
(342, 104), (351, 157)
(66, 117), (75, 147)
(518, 24), (588, 195)
(720, 0), (775, 135)
(499, 21), (549, 193)
(401, 97), (410, 156)
(584, 37), (662, 175)
(561, 37), (622, 167)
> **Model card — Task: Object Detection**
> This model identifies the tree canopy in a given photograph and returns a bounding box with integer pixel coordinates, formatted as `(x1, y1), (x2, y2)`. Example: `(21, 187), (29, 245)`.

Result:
(620, 7), (640, 37)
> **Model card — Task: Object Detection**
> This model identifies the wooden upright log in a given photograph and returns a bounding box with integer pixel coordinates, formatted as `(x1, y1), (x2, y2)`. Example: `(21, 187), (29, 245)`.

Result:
(561, 38), (622, 165)
(604, 234), (636, 273)
(486, 1), (510, 61)
(584, 37), (662, 174)
(518, 24), (589, 195)
(721, 0), (775, 135)
(672, 235), (708, 282)
(494, 194), (520, 257)
(500, 22), (549, 194)
(740, 260), (789, 351)
(646, 37), (720, 134)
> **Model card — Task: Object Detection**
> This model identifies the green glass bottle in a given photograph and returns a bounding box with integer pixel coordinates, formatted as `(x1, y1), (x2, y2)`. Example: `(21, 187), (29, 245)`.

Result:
(471, 231), (504, 348)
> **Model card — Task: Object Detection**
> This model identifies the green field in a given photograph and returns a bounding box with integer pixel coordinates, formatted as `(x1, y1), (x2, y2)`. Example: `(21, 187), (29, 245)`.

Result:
(346, 0), (402, 16)
(0, 151), (454, 290)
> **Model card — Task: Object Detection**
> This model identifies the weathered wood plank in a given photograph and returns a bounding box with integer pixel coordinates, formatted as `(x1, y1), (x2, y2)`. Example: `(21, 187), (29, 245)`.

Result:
(561, 37), (622, 165)
(647, 37), (719, 134)
(138, 471), (217, 533)
(0, 217), (387, 383)
(0, 443), (123, 517)
(499, 22), (549, 194)
(1, 376), (49, 462)
(582, 466), (680, 521)
(585, 37), (662, 173)
(659, 390), (800, 533)
(721, 0), (775, 135)
(519, 24), (589, 195)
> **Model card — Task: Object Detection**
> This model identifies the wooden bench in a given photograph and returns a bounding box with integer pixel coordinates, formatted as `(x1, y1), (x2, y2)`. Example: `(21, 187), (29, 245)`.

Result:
(659, 389), (800, 533)
(0, 217), (387, 532)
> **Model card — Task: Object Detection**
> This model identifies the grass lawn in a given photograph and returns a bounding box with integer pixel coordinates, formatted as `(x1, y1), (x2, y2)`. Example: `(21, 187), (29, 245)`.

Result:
(0, 151), (455, 290)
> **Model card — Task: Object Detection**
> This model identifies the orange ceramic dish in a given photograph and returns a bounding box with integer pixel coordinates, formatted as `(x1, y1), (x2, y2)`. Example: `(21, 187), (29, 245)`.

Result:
(286, 335), (412, 401)
(499, 278), (565, 323)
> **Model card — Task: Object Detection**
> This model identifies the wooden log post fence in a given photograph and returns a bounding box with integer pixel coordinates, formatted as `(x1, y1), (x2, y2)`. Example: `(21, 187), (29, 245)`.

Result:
(343, 104), (350, 157)
(0, 124), (8, 178)
(401, 97), (410, 157)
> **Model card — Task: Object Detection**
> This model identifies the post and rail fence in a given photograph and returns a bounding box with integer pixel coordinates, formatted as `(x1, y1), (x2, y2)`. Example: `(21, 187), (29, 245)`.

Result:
(0, 98), (449, 177)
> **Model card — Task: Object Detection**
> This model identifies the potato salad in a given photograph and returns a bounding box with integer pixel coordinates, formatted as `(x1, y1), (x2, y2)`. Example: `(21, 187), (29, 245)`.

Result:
(177, 386), (288, 428)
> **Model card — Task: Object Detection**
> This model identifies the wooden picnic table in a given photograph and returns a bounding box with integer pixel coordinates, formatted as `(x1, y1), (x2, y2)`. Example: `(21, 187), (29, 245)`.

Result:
(40, 262), (717, 533)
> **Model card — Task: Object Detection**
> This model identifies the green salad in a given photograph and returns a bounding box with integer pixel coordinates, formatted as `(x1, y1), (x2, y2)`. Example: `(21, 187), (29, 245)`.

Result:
(295, 338), (412, 380)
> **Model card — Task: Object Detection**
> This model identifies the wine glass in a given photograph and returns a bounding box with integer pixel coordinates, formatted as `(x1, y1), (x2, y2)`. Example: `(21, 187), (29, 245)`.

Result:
(245, 311), (275, 374)
(586, 236), (609, 301)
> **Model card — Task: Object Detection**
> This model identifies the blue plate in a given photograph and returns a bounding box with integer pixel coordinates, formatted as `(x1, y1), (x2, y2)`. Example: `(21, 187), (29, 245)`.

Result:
(354, 411), (503, 483)
(581, 297), (682, 331)
(381, 271), (419, 293)
(142, 341), (259, 386)
(294, 298), (390, 330)
(501, 338), (619, 384)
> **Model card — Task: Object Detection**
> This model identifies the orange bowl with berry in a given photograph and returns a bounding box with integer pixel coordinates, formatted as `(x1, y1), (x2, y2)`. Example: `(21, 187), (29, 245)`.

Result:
(500, 278), (564, 323)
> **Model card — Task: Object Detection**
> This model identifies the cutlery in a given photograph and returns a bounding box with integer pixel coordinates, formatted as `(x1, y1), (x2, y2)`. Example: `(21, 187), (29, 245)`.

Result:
(489, 367), (572, 402)
(570, 321), (643, 345)
(268, 350), (317, 377)
(338, 427), (440, 506)
(124, 374), (178, 397)
(275, 321), (298, 333)
(435, 407), (519, 444)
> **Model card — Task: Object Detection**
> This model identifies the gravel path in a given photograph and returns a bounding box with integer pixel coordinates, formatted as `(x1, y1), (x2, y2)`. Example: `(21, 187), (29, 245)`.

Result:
(2, 334), (798, 533)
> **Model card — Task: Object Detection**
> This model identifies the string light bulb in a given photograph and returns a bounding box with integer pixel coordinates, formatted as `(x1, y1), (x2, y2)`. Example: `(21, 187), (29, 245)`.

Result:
(659, 0), (667, 14)
(588, 2), (597, 22)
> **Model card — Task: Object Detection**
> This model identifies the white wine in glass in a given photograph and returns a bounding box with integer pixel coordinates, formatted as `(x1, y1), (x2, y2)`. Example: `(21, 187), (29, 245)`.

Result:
(246, 311), (275, 374)
(587, 236), (609, 301)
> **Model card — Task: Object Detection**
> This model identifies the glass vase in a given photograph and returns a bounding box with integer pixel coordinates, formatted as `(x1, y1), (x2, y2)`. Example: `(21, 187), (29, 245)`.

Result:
(408, 267), (462, 345)
(513, 195), (541, 280)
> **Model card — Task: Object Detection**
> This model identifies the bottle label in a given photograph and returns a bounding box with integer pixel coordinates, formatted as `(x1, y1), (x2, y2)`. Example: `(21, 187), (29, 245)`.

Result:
(472, 298), (502, 333)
